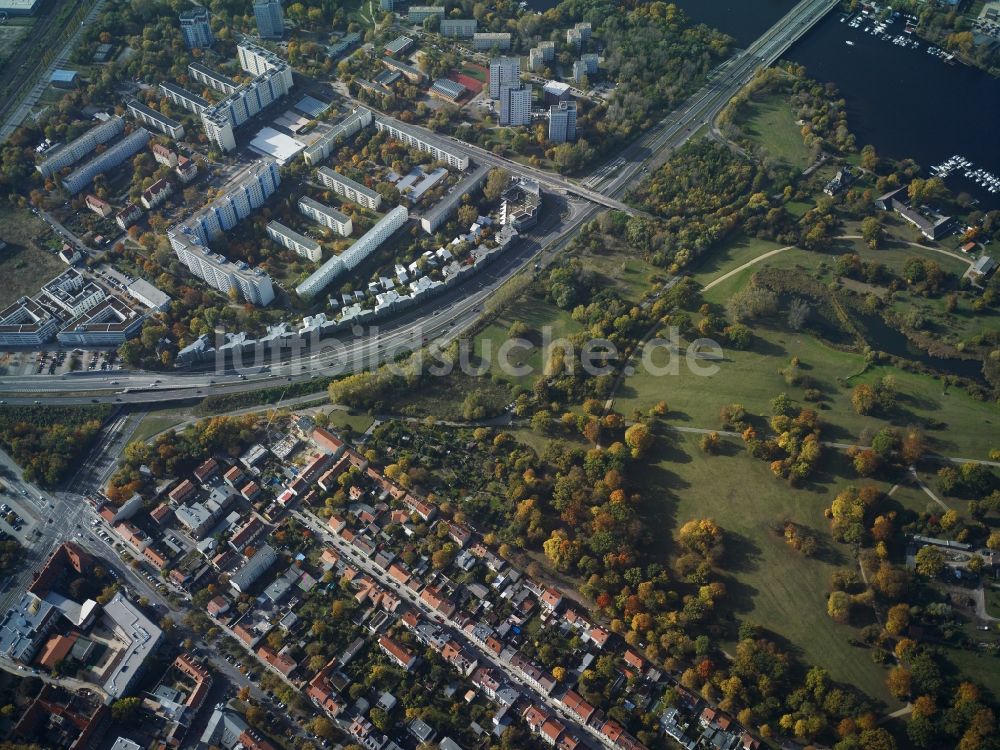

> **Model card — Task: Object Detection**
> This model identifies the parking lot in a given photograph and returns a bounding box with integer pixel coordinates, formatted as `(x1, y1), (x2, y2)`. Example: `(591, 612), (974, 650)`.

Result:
(0, 348), (122, 377)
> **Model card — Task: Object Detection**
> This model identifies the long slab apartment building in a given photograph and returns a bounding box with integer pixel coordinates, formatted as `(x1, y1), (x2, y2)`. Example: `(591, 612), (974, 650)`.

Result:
(298, 196), (352, 236)
(316, 167), (383, 211)
(302, 107), (372, 166)
(199, 41), (293, 152)
(373, 117), (470, 171)
(168, 159), (279, 305)
(35, 116), (124, 179)
(125, 98), (185, 139)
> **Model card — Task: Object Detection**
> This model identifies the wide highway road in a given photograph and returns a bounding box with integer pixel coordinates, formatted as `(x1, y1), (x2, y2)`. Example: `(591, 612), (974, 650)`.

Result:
(0, 0), (838, 404)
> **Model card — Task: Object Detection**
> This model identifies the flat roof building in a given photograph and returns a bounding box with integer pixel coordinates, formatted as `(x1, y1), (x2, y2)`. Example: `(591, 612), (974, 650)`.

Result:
(374, 117), (470, 171)
(296, 206), (408, 298)
(253, 0), (284, 39)
(159, 81), (209, 114)
(302, 107), (372, 166)
(440, 18), (477, 37)
(0, 297), (60, 347)
(430, 78), (466, 102)
(188, 62), (239, 95)
(299, 196), (353, 236)
(179, 7), (213, 49)
(267, 220), (322, 262)
(40, 268), (105, 318)
(229, 544), (279, 592)
(126, 99), (184, 139)
(36, 116), (124, 178)
(101, 592), (163, 698)
(420, 163), (490, 234)
(56, 296), (145, 346)
(315, 166), (382, 210)
(408, 5), (445, 23)
(385, 35), (414, 56)
(473, 32), (512, 51)
(62, 128), (152, 195)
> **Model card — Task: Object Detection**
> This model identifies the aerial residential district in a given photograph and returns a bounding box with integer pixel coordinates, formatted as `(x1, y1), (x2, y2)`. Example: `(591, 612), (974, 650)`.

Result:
(0, 1), (1000, 750)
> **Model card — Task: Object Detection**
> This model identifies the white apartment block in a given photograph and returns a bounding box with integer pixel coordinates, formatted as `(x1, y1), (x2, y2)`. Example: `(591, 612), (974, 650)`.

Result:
(188, 62), (240, 95)
(36, 116), (124, 178)
(238, 40), (292, 83)
(440, 18), (477, 37)
(160, 82), (209, 114)
(181, 160), (280, 245)
(199, 43), (293, 152)
(126, 98), (185, 139)
(548, 101), (577, 143)
(299, 196), (353, 236)
(499, 84), (532, 127)
(296, 206), (408, 298)
(267, 220), (322, 262)
(473, 32), (511, 51)
(62, 128), (152, 195)
(489, 57), (520, 100)
(169, 228), (275, 305)
(302, 107), (372, 166)
(373, 118), (470, 171)
(315, 167), (382, 210)
(407, 5), (445, 23)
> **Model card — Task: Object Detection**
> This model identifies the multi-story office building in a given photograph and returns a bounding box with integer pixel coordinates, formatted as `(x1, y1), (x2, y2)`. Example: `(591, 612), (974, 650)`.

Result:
(62, 128), (151, 195)
(126, 98), (185, 139)
(407, 5), (445, 24)
(473, 32), (511, 51)
(0, 297), (60, 347)
(169, 228), (275, 305)
(188, 62), (239, 95)
(296, 206), (408, 298)
(56, 295), (145, 346)
(440, 18), (477, 37)
(253, 0), (284, 39)
(179, 7), (213, 49)
(40, 268), (105, 317)
(499, 84), (532, 127)
(548, 101), (577, 143)
(160, 82), (209, 114)
(267, 221), (321, 262)
(36, 116), (124, 178)
(302, 107), (372, 166)
(489, 57), (520, 101)
(179, 160), (280, 246)
(374, 118), (470, 170)
(315, 167), (382, 210)
(299, 196), (352, 236)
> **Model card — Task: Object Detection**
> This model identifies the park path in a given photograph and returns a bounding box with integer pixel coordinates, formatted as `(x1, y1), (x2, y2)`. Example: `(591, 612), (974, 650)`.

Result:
(701, 243), (796, 291)
(909, 465), (951, 511)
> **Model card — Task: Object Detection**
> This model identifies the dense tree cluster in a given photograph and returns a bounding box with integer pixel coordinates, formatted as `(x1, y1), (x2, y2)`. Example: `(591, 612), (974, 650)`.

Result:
(106, 414), (259, 502)
(0, 405), (109, 486)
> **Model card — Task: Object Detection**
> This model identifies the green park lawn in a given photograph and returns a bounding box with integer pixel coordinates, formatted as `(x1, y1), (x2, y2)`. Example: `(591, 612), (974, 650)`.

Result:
(0, 205), (64, 309)
(473, 296), (583, 391)
(690, 234), (793, 291)
(736, 94), (815, 171)
(614, 324), (998, 460)
(642, 431), (898, 707)
(324, 408), (374, 435)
